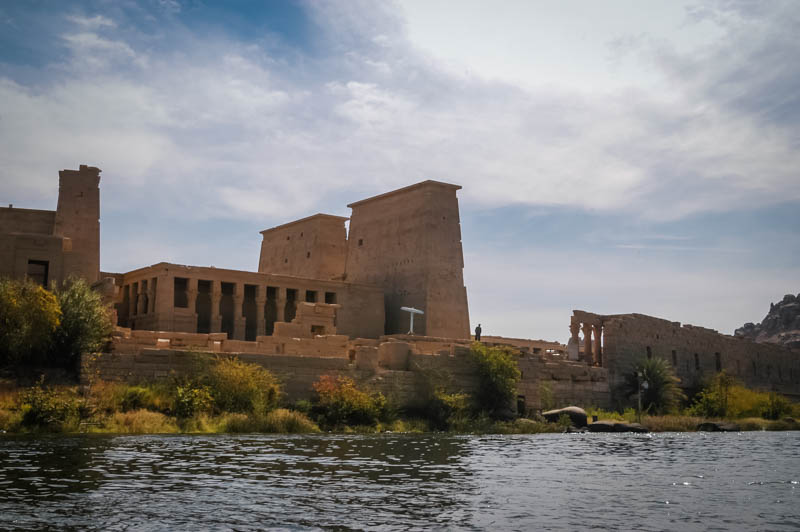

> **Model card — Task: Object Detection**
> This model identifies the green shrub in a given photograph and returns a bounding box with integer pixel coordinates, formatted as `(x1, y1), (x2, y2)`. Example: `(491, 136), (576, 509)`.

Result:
(688, 373), (796, 420)
(0, 279), (61, 367)
(52, 278), (112, 371)
(206, 357), (281, 415)
(424, 389), (470, 430)
(19, 380), (81, 431)
(469, 342), (521, 416)
(120, 386), (153, 412)
(89, 381), (175, 415)
(622, 357), (685, 414)
(262, 408), (319, 433)
(762, 392), (792, 420)
(174, 384), (213, 418)
(311, 375), (386, 428)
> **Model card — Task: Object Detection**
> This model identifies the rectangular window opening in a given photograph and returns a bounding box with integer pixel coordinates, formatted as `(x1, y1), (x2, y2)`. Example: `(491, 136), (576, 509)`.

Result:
(305, 290), (317, 303)
(325, 291), (337, 304)
(26, 260), (49, 287)
(174, 277), (189, 308)
(196, 280), (212, 333)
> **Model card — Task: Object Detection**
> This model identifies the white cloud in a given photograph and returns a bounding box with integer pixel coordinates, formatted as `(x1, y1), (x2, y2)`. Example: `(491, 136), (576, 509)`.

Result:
(0, 2), (797, 338)
(65, 14), (116, 29)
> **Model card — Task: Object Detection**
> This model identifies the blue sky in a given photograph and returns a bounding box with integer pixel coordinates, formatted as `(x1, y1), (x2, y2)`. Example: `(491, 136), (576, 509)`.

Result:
(1, 0), (798, 342)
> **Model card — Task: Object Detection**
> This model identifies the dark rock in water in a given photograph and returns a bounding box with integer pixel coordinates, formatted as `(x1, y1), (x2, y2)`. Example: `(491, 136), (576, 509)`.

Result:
(542, 406), (588, 427)
(697, 421), (740, 432)
(587, 420), (616, 432)
(588, 420), (649, 433)
(735, 293), (800, 349)
(613, 422), (648, 433)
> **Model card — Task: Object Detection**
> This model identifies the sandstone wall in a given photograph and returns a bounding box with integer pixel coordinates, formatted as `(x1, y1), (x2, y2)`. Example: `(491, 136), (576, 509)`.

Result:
(258, 214), (348, 281)
(54, 165), (101, 283)
(83, 332), (609, 412)
(0, 207), (56, 235)
(600, 313), (800, 398)
(344, 181), (470, 338)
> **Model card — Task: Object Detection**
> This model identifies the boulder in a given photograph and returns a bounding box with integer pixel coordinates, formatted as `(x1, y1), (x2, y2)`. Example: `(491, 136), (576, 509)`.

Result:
(613, 422), (648, 433)
(542, 406), (588, 427)
(697, 421), (740, 432)
(586, 420), (616, 432)
(588, 420), (649, 433)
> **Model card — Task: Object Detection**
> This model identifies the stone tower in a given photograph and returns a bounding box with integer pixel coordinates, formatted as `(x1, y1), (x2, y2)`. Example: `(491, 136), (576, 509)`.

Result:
(54, 165), (101, 283)
(258, 214), (348, 280)
(344, 180), (470, 338)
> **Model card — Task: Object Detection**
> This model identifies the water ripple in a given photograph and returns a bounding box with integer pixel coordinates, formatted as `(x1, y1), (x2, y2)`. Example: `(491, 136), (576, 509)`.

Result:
(0, 432), (798, 530)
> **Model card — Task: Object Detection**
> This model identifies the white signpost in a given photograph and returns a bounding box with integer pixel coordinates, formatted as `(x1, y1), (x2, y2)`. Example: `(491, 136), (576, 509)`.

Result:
(400, 306), (424, 335)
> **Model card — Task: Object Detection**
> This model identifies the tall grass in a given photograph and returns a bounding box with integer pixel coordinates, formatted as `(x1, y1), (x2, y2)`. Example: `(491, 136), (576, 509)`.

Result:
(97, 410), (179, 434)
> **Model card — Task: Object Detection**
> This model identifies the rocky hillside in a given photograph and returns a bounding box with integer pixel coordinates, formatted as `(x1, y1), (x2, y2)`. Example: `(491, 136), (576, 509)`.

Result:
(735, 293), (800, 349)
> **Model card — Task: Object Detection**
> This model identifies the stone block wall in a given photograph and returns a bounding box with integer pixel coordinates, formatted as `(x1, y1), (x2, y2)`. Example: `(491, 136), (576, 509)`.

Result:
(597, 312), (800, 399)
(83, 332), (611, 411)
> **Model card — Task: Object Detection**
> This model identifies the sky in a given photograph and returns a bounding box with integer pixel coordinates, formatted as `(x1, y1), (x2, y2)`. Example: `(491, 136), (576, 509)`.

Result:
(1, 0), (798, 343)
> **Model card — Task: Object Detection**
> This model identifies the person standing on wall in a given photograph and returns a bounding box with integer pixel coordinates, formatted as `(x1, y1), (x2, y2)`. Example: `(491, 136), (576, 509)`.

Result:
(475, 323), (482, 341)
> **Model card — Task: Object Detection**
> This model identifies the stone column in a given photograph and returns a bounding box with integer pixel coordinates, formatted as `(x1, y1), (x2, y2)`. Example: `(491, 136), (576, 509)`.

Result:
(582, 323), (593, 363)
(255, 287), (266, 337)
(187, 278), (199, 333)
(137, 282), (147, 315)
(276, 287), (286, 322)
(567, 320), (580, 360)
(147, 278), (156, 314)
(210, 281), (222, 333)
(233, 283), (246, 340)
(592, 323), (602, 366)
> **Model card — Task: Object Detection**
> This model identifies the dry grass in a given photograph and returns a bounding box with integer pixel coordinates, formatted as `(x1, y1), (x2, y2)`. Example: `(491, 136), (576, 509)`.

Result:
(642, 415), (707, 432)
(0, 408), (21, 431)
(95, 410), (179, 434)
(219, 409), (319, 433)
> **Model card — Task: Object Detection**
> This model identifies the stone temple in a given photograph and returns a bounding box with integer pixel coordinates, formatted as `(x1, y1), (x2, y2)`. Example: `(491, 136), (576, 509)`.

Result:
(2, 165), (798, 409)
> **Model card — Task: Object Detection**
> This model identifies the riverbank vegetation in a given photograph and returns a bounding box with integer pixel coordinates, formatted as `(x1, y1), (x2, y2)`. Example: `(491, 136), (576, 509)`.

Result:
(1, 323), (798, 435)
(0, 278), (111, 373)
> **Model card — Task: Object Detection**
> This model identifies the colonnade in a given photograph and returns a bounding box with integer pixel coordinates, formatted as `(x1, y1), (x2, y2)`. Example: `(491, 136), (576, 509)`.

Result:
(122, 275), (336, 340)
(569, 318), (603, 366)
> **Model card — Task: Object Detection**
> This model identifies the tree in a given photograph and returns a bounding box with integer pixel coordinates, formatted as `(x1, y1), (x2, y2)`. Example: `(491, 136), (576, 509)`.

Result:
(469, 342), (521, 416)
(622, 356), (685, 415)
(52, 278), (112, 371)
(0, 278), (61, 366)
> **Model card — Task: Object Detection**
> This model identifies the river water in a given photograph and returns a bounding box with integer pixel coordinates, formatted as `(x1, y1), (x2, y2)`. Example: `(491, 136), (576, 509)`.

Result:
(0, 431), (798, 531)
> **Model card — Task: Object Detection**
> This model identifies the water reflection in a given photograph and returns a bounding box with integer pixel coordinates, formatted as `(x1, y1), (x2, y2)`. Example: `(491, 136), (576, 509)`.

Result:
(0, 432), (798, 531)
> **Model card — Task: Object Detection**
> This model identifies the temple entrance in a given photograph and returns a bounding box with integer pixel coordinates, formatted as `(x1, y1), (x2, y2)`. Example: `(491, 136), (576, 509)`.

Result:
(196, 280), (212, 333)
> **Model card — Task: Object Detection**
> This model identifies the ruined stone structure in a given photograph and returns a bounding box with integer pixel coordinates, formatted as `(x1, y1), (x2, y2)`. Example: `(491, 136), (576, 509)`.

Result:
(0, 165), (100, 286)
(344, 181), (470, 338)
(8, 164), (800, 410)
(113, 263), (384, 341)
(257, 180), (471, 338)
(83, 329), (611, 412)
(258, 214), (349, 281)
(570, 310), (800, 399)
(117, 180), (471, 340)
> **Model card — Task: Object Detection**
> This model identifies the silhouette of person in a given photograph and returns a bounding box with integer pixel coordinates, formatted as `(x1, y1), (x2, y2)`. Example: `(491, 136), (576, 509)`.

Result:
(475, 323), (482, 341)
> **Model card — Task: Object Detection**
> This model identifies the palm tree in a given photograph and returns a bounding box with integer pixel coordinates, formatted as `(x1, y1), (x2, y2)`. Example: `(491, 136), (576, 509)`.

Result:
(623, 357), (686, 414)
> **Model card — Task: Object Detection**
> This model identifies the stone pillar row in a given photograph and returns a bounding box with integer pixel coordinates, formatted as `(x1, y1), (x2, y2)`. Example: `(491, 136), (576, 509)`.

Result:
(569, 320), (603, 366)
(169, 280), (297, 336)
